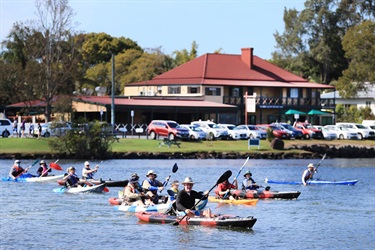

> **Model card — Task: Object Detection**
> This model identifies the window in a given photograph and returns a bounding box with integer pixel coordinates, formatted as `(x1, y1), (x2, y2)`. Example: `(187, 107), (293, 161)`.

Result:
(205, 87), (221, 96)
(231, 87), (240, 97)
(168, 86), (181, 94)
(290, 88), (299, 98)
(366, 101), (371, 107)
(187, 86), (200, 94)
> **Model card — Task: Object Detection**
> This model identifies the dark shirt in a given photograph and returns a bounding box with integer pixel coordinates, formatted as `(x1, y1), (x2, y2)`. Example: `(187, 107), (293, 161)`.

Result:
(36, 166), (51, 177)
(176, 189), (206, 211)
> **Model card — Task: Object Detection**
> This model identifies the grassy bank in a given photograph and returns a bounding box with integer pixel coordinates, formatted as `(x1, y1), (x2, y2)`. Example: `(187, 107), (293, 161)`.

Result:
(1, 137), (374, 154)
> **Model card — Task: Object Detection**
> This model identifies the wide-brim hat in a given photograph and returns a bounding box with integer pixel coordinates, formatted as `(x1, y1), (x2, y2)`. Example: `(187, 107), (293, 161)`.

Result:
(146, 170), (157, 177)
(40, 160), (46, 165)
(243, 170), (252, 177)
(182, 177), (194, 185)
(308, 163), (314, 168)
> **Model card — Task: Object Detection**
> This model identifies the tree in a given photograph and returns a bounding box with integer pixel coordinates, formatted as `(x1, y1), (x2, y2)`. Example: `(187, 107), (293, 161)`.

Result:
(335, 20), (375, 97)
(173, 41), (199, 66)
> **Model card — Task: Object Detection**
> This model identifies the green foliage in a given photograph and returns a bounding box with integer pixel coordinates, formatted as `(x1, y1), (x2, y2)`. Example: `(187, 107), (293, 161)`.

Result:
(336, 104), (375, 123)
(48, 121), (116, 159)
(266, 127), (275, 142)
(173, 41), (199, 66)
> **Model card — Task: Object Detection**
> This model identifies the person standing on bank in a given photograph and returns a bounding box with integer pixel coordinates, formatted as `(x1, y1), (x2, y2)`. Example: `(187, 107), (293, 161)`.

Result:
(37, 122), (42, 139)
(81, 161), (99, 180)
(302, 163), (317, 186)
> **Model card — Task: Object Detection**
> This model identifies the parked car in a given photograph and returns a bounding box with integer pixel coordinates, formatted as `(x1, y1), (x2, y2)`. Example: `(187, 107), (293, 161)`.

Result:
(0, 118), (13, 137)
(34, 122), (72, 137)
(147, 120), (189, 140)
(217, 124), (248, 140)
(273, 123), (303, 139)
(321, 127), (337, 140)
(235, 124), (267, 140)
(180, 124), (207, 140)
(190, 120), (229, 140)
(336, 122), (375, 140)
(256, 124), (291, 139)
(323, 125), (359, 140)
(293, 122), (323, 139)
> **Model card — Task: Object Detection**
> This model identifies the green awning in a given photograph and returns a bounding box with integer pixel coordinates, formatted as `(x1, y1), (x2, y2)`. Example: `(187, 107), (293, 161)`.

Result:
(285, 109), (306, 115)
(308, 109), (329, 115)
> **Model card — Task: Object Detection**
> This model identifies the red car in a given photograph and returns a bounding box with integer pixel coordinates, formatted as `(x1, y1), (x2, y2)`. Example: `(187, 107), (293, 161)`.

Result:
(147, 120), (190, 140)
(256, 124), (290, 139)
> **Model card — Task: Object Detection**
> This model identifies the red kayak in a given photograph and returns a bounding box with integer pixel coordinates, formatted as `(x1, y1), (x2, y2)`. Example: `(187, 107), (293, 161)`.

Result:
(135, 212), (257, 228)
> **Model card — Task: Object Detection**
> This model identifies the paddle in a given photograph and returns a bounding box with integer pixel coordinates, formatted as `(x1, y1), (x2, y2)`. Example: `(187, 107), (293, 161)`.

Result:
(314, 153), (327, 173)
(160, 163), (178, 193)
(223, 157), (249, 199)
(173, 170), (232, 225)
(14, 159), (40, 179)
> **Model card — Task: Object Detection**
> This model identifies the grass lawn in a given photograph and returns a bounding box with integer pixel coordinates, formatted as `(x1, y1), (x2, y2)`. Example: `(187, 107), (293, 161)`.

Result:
(0, 137), (373, 154)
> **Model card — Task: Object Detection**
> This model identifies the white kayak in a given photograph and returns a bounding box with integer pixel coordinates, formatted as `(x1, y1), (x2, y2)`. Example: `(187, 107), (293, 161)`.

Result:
(115, 203), (172, 213)
(26, 174), (64, 183)
(53, 183), (107, 194)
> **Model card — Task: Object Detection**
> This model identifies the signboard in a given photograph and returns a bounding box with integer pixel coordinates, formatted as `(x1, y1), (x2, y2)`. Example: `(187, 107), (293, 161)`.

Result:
(248, 139), (260, 149)
(246, 97), (256, 113)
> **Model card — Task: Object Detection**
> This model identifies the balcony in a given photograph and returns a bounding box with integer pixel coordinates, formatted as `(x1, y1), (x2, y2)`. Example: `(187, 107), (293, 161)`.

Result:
(223, 96), (335, 109)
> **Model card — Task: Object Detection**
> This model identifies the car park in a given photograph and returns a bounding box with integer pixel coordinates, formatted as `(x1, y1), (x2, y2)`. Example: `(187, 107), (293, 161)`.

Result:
(218, 124), (248, 140)
(235, 124), (267, 140)
(147, 120), (189, 140)
(180, 124), (207, 140)
(0, 118), (13, 137)
(190, 120), (229, 140)
(273, 123), (303, 139)
(336, 122), (375, 140)
(323, 125), (358, 140)
(321, 127), (337, 140)
(256, 124), (291, 139)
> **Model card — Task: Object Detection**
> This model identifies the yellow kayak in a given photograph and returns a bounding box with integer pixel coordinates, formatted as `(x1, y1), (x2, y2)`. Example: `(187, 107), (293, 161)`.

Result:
(208, 196), (258, 206)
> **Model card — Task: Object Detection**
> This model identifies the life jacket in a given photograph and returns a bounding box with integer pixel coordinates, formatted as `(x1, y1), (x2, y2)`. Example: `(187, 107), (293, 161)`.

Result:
(40, 165), (48, 177)
(67, 174), (80, 187)
(11, 165), (24, 176)
(82, 168), (94, 179)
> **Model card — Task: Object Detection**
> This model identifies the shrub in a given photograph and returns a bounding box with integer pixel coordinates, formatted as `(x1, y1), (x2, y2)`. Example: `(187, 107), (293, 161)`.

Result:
(266, 127), (275, 142)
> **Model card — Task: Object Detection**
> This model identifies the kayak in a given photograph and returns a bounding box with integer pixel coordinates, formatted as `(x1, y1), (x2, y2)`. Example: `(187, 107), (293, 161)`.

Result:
(208, 196), (258, 205)
(2, 173), (64, 183)
(53, 183), (107, 194)
(265, 178), (359, 185)
(113, 198), (208, 213)
(135, 212), (257, 228)
(231, 189), (301, 199)
(57, 179), (128, 187)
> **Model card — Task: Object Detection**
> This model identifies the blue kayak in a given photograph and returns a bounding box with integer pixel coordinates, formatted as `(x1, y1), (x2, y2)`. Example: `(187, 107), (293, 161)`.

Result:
(265, 178), (358, 185)
(2, 173), (35, 182)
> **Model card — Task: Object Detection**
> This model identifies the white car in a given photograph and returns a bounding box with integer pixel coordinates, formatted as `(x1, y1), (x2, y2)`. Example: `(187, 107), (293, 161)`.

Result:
(190, 121), (229, 140)
(0, 118), (13, 137)
(321, 127), (337, 140)
(34, 122), (72, 137)
(235, 124), (267, 140)
(323, 125), (358, 140)
(218, 124), (248, 140)
(336, 122), (375, 140)
(180, 124), (207, 140)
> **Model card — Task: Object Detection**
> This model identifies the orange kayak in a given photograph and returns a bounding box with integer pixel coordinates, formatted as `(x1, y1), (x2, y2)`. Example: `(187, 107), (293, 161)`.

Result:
(208, 196), (258, 206)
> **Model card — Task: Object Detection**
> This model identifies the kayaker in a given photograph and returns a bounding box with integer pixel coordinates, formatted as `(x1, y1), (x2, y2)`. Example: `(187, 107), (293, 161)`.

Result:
(81, 161), (99, 180)
(123, 177), (153, 206)
(142, 170), (166, 204)
(36, 160), (51, 177)
(9, 160), (27, 179)
(215, 178), (238, 200)
(175, 177), (211, 218)
(168, 180), (179, 202)
(242, 170), (259, 190)
(302, 163), (317, 186)
(63, 166), (84, 187)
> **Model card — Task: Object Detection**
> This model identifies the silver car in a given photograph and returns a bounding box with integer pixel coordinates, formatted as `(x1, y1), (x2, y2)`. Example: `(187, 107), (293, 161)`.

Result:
(180, 124), (207, 140)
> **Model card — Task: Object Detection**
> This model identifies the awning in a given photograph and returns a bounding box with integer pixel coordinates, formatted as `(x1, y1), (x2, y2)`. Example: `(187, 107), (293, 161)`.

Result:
(285, 109), (306, 115)
(308, 109), (330, 115)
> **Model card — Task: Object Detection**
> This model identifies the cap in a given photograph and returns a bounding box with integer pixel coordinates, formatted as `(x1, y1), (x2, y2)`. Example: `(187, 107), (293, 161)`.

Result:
(182, 177), (194, 185)
(308, 163), (314, 168)
(243, 170), (252, 177)
(84, 161), (90, 166)
(15, 160), (21, 164)
(40, 160), (46, 165)
(146, 170), (157, 177)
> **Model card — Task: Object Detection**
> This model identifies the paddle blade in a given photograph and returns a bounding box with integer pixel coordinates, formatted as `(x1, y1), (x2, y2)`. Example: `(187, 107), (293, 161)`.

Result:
(217, 170), (232, 185)
(50, 162), (63, 171)
(104, 187), (110, 193)
(31, 159), (40, 166)
(172, 163), (178, 173)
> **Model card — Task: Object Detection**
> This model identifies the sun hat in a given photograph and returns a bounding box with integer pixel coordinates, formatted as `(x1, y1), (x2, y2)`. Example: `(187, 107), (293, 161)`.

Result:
(243, 170), (252, 177)
(40, 160), (46, 165)
(84, 161), (90, 166)
(15, 160), (21, 164)
(182, 177), (194, 185)
(67, 166), (76, 171)
(307, 163), (314, 168)
(146, 170), (157, 177)
(171, 180), (179, 186)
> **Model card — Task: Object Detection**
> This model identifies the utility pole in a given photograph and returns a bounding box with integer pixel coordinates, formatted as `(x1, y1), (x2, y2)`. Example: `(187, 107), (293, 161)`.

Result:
(111, 53), (115, 130)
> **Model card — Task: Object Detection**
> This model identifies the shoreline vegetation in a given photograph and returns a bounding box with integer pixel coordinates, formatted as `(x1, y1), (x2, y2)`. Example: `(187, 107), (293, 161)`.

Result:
(0, 137), (374, 160)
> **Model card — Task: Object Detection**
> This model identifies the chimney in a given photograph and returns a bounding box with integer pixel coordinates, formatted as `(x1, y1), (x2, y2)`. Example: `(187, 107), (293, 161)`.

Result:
(241, 48), (254, 69)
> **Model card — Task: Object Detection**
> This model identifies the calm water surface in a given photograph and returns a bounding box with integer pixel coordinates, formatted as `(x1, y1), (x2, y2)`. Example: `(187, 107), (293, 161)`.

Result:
(0, 158), (374, 250)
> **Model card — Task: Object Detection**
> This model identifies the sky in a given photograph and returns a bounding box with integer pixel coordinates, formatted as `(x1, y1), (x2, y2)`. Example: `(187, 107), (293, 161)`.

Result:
(0, 0), (305, 59)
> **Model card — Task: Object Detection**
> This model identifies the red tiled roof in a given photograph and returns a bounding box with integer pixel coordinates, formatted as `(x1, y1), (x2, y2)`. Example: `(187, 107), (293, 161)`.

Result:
(127, 52), (333, 88)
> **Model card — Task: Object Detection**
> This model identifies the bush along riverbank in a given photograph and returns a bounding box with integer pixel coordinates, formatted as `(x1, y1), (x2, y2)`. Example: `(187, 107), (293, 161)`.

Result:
(0, 144), (374, 160)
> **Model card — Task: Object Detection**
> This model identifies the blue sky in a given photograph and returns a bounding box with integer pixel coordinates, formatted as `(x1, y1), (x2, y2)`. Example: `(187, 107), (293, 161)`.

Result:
(1, 0), (305, 59)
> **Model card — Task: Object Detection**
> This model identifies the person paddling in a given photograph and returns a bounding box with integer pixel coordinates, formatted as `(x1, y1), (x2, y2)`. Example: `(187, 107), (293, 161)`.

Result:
(215, 178), (238, 200)
(168, 180), (179, 202)
(36, 160), (51, 177)
(142, 170), (166, 204)
(242, 170), (259, 190)
(302, 163), (317, 186)
(63, 166), (84, 188)
(81, 161), (99, 180)
(123, 176), (153, 206)
(9, 160), (27, 179)
(175, 177), (211, 218)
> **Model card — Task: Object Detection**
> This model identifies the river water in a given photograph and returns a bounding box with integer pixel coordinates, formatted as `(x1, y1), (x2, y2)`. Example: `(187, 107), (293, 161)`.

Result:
(0, 158), (374, 250)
